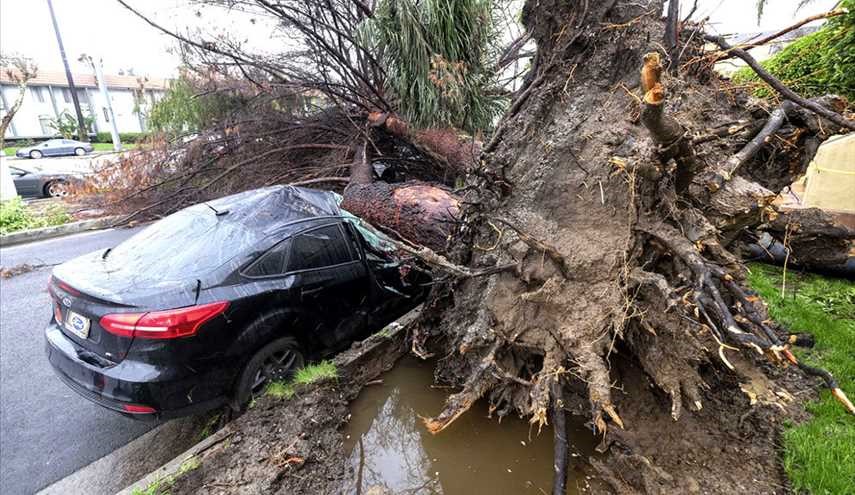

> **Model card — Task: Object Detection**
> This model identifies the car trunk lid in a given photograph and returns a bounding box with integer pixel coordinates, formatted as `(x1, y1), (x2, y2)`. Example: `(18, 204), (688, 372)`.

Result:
(50, 253), (198, 364)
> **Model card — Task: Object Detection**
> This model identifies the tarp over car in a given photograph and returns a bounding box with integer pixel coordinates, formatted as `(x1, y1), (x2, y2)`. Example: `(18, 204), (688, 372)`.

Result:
(802, 133), (855, 216)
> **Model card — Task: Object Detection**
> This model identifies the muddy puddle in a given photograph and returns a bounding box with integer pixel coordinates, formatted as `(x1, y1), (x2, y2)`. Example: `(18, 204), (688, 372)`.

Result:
(340, 357), (598, 494)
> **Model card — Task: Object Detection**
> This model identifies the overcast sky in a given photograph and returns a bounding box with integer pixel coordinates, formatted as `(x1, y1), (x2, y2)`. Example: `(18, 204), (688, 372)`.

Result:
(0, 0), (841, 79)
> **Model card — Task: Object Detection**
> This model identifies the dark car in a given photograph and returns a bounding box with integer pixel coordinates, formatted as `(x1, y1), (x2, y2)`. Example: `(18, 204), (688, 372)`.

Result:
(45, 186), (428, 418)
(9, 165), (84, 197)
(16, 139), (94, 159)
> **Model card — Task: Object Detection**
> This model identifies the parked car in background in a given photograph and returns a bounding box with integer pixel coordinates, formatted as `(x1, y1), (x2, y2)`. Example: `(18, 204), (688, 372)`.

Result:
(15, 139), (94, 159)
(8, 165), (84, 198)
(45, 186), (429, 419)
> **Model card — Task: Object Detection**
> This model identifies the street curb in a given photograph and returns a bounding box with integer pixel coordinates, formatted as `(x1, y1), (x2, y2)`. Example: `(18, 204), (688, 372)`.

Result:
(116, 306), (421, 495)
(0, 216), (121, 247)
(114, 425), (236, 495)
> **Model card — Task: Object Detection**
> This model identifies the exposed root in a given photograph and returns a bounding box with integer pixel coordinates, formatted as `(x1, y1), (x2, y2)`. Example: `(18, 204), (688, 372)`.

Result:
(551, 379), (569, 495)
(422, 339), (502, 434)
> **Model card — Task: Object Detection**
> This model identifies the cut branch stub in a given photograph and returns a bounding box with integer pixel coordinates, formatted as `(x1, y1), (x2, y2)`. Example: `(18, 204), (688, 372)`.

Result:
(639, 52), (699, 193)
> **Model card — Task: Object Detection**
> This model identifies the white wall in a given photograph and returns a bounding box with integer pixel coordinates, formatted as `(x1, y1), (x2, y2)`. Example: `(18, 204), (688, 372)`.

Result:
(1, 84), (165, 139)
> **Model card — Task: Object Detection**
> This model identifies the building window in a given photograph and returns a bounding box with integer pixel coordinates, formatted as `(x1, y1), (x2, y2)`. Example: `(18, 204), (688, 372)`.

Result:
(61, 88), (72, 103)
(32, 87), (46, 103)
(39, 115), (54, 135)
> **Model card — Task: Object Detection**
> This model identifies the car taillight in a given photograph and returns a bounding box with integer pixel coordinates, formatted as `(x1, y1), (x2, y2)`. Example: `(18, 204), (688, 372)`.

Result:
(123, 404), (157, 414)
(100, 301), (229, 339)
(99, 313), (142, 338)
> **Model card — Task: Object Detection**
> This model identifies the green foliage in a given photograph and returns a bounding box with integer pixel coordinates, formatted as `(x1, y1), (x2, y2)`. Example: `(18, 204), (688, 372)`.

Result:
(293, 360), (337, 385)
(734, 1), (855, 102)
(360, 0), (505, 132)
(747, 263), (855, 495)
(0, 198), (71, 234)
(93, 131), (148, 144)
(265, 381), (295, 399)
(265, 360), (338, 399)
(48, 110), (95, 139)
(148, 75), (245, 135)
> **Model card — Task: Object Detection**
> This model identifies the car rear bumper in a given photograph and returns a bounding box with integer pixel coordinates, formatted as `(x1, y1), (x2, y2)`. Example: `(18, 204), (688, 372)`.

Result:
(45, 323), (228, 419)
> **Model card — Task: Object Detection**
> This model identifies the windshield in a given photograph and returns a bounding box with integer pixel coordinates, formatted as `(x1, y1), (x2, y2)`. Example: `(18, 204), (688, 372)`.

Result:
(106, 205), (262, 281)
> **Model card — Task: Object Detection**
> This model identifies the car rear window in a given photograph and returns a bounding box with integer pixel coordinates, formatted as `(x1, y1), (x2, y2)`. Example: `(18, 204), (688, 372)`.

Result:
(106, 206), (262, 280)
(286, 224), (354, 272)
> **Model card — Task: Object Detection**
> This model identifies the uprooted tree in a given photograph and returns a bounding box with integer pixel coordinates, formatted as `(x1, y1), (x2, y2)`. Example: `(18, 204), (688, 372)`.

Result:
(103, 0), (855, 492)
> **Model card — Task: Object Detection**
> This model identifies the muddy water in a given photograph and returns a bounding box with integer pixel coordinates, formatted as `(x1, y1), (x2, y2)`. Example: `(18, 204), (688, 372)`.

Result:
(340, 357), (598, 495)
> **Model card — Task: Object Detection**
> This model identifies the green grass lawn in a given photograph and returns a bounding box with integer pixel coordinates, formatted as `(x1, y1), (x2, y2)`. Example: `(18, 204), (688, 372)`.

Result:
(3, 142), (138, 156)
(747, 263), (855, 494)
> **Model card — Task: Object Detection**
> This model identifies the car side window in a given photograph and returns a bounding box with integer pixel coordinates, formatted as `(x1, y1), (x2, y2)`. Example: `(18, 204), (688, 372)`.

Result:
(244, 239), (291, 277)
(287, 224), (354, 272)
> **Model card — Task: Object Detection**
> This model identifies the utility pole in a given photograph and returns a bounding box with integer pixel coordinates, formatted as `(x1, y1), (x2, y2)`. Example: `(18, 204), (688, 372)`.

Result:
(46, 0), (88, 142)
(91, 57), (122, 151)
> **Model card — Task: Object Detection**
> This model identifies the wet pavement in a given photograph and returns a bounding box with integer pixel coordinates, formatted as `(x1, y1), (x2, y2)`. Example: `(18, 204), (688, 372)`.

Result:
(341, 357), (598, 495)
(0, 227), (152, 494)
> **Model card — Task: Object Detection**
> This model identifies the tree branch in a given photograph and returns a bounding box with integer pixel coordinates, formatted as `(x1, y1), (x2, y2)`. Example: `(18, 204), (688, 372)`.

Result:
(720, 8), (845, 55)
(705, 34), (855, 131)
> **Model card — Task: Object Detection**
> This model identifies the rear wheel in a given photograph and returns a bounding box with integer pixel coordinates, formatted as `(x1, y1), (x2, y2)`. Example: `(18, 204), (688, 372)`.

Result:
(30, 150), (43, 159)
(74, 147), (85, 156)
(45, 181), (69, 198)
(233, 336), (304, 409)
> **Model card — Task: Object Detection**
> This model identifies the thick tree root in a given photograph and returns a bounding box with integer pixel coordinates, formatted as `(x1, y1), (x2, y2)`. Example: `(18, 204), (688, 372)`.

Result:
(551, 380), (569, 495)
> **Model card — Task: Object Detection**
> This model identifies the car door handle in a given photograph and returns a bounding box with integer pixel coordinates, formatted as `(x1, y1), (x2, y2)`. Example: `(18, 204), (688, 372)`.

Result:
(301, 286), (324, 296)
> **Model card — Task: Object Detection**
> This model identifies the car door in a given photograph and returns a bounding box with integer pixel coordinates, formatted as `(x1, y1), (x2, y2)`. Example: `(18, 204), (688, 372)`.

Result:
(286, 222), (372, 349)
(9, 166), (39, 196)
(41, 141), (57, 156)
(62, 140), (77, 155)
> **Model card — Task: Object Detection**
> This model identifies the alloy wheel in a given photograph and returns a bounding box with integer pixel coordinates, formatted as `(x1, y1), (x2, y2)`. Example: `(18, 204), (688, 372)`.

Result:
(47, 182), (69, 198)
(250, 349), (301, 396)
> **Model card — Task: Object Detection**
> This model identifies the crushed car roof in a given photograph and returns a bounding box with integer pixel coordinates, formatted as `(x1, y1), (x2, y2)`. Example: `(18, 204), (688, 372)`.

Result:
(206, 185), (345, 233)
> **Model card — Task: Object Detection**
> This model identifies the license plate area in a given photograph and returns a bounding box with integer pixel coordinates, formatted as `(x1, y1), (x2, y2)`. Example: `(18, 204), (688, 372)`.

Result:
(65, 311), (91, 340)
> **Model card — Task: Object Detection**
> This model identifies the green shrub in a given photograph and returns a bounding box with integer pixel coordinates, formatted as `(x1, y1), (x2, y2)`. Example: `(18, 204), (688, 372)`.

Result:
(93, 131), (148, 144)
(733, 1), (855, 102)
(0, 198), (71, 234)
(0, 197), (30, 234)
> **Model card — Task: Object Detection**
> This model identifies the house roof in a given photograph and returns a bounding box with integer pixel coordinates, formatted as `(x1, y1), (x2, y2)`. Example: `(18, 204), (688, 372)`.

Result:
(0, 68), (169, 91)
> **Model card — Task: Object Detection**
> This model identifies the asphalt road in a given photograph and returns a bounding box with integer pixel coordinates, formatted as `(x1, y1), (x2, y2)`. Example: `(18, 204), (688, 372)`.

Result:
(0, 227), (152, 495)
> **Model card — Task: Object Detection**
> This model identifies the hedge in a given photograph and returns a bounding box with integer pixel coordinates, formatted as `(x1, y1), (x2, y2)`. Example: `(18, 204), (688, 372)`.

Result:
(93, 131), (150, 144)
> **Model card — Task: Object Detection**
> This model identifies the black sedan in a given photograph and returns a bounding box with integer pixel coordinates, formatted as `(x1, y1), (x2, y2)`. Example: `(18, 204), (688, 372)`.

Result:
(9, 165), (84, 197)
(45, 186), (428, 418)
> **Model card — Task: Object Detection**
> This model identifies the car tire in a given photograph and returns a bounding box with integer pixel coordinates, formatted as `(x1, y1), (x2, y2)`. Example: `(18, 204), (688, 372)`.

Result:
(44, 180), (69, 198)
(74, 147), (85, 156)
(30, 150), (43, 159)
(233, 336), (304, 410)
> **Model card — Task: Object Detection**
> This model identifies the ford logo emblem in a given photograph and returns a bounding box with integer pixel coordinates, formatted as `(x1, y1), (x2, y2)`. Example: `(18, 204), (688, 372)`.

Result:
(62, 297), (72, 307)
